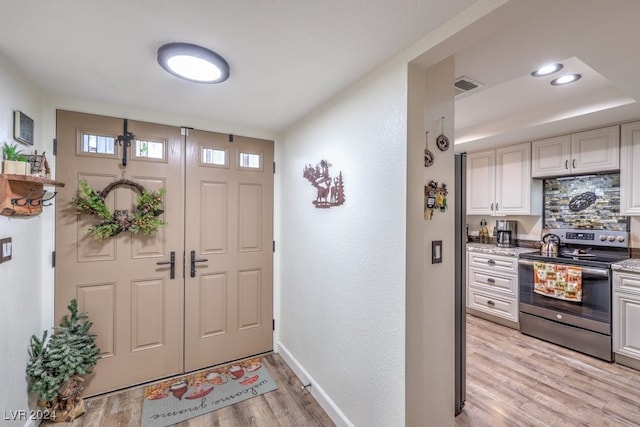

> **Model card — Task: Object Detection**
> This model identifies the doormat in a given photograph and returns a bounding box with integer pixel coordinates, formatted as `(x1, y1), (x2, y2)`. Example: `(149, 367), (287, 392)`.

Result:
(140, 357), (277, 427)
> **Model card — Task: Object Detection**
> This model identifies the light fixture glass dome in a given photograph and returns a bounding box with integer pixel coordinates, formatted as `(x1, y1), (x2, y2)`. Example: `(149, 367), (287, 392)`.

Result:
(157, 43), (230, 83)
(550, 74), (582, 86)
(531, 63), (563, 77)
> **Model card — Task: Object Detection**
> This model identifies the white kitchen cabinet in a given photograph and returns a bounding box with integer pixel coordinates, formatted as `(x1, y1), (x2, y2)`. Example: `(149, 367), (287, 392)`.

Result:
(532, 125), (620, 177)
(613, 270), (640, 369)
(466, 142), (541, 216)
(467, 251), (519, 326)
(620, 120), (640, 215)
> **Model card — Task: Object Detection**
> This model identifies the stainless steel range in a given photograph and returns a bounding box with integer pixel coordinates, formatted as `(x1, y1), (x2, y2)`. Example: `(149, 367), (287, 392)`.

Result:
(518, 229), (631, 361)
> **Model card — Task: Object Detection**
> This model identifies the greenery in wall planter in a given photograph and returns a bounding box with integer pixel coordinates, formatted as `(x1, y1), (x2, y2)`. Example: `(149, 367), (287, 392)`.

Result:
(2, 142), (30, 174)
(26, 299), (100, 422)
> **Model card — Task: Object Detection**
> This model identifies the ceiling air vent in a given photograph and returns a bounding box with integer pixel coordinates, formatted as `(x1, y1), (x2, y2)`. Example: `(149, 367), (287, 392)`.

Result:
(454, 76), (483, 96)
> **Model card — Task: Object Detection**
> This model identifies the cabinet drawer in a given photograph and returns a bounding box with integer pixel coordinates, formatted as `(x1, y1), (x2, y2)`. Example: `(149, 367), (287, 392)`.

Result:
(614, 272), (640, 294)
(468, 267), (516, 295)
(468, 289), (518, 322)
(468, 252), (518, 273)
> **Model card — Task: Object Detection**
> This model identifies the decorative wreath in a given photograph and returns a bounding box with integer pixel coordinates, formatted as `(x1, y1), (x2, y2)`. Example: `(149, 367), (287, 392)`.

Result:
(71, 179), (166, 241)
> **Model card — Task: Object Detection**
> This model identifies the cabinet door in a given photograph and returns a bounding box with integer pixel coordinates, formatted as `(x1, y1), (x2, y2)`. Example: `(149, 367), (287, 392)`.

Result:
(613, 293), (640, 359)
(466, 149), (495, 215)
(613, 272), (640, 360)
(531, 135), (571, 177)
(495, 142), (534, 214)
(621, 121), (640, 215)
(570, 125), (620, 174)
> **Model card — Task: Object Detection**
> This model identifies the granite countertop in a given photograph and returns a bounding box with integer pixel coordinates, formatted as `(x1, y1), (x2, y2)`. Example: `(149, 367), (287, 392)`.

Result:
(612, 258), (640, 274)
(466, 243), (538, 257)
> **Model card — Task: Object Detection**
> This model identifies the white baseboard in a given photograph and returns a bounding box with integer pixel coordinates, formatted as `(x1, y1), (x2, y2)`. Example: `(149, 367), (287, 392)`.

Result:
(276, 342), (354, 427)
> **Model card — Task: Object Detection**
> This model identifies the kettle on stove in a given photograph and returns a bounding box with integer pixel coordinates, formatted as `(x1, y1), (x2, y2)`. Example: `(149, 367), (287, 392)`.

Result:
(540, 233), (561, 255)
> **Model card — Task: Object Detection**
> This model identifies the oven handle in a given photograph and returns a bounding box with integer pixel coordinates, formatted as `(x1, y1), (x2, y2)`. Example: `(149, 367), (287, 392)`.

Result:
(517, 259), (609, 277)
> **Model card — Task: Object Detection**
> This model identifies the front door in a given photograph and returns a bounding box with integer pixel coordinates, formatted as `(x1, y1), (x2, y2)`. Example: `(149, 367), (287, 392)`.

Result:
(184, 130), (274, 371)
(55, 111), (274, 395)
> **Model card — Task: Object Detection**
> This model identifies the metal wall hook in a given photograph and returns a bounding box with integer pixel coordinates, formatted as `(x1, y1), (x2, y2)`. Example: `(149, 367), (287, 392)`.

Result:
(10, 189), (57, 207)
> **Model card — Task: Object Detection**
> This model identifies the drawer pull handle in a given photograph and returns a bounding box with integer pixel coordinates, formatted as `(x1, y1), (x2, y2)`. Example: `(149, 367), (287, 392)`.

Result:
(487, 300), (495, 306)
(487, 278), (496, 284)
(487, 259), (496, 265)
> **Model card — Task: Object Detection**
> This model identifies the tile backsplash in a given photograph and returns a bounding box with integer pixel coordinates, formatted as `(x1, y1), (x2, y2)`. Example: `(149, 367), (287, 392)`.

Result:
(544, 173), (628, 231)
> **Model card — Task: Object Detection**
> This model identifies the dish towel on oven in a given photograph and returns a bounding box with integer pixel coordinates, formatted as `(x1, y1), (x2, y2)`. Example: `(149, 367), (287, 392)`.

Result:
(533, 262), (582, 302)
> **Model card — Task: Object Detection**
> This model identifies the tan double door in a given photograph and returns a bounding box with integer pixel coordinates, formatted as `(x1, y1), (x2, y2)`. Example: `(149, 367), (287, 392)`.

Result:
(55, 111), (273, 396)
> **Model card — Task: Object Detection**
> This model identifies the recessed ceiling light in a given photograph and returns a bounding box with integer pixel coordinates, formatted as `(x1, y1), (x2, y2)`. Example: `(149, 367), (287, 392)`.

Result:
(531, 63), (563, 77)
(157, 42), (230, 84)
(550, 74), (582, 86)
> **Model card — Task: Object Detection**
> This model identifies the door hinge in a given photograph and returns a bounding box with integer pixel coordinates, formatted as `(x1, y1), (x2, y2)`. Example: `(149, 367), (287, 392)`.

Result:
(273, 161), (276, 174)
(52, 251), (56, 268)
(272, 319), (275, 331)
(229, 134), (234, 142)
(273, 241), (275, 252)
(53, 138), (57, 156)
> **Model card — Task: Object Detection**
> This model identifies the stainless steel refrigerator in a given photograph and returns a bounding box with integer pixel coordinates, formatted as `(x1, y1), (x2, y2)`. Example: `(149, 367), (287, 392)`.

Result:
(454, 153), (466, 415)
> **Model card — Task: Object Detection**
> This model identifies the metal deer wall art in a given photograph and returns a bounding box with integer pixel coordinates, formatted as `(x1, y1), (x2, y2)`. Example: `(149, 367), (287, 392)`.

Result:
(302, 160), (345, 208)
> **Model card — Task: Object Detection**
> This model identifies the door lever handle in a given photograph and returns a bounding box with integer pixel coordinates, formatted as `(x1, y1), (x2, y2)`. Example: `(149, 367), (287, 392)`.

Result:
(156, 251), (175, 279)
(190, 250), (209, 277)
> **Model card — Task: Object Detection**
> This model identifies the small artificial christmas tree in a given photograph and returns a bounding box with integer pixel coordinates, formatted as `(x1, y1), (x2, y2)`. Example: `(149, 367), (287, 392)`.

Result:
(26, 299), (100, 422)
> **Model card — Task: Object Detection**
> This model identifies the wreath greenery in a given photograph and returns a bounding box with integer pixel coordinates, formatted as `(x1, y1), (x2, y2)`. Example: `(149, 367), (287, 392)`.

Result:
(71, 180), (166, 241)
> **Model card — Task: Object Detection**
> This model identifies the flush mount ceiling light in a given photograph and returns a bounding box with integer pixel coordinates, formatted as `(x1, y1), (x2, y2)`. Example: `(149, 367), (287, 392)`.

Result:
(531, 63), (563, 77)
(157, 42), (230, 83)
(551, 74), (582, 86)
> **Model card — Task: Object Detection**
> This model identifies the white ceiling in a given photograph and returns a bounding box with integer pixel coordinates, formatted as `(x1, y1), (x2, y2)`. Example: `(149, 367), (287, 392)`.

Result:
(450, 0), (640, 151)
(1, 1), (639, 148)
(0, 0), (474, 135)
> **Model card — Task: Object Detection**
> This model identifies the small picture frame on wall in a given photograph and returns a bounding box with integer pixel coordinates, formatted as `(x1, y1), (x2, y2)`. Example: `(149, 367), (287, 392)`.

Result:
(14, 110), (34, 145)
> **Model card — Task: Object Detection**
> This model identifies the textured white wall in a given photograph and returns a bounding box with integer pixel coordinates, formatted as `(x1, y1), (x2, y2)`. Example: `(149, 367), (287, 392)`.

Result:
(0, 52), (54, 426)
(406, 58), (456, 426)
(276, 61), (408, 426)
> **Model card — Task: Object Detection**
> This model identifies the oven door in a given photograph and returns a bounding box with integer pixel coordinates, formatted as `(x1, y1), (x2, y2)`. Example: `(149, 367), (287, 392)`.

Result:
(518, 258), (611, 334)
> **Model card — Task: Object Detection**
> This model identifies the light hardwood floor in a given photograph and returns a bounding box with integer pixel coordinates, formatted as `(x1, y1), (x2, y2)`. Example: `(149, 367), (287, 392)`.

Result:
(457, 314), (640, 427)
(42, 353), (335, 427)
(43, 316), (640, 426)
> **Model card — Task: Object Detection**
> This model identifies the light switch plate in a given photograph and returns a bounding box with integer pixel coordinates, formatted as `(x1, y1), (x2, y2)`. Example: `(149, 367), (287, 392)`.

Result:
(0, 237), (12, 263)
(432, 240), (442, 264)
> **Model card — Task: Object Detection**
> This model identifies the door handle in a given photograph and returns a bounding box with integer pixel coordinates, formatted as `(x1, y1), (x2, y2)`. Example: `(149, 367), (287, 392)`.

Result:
(486, 278), (496, 284)
(190, 250), (209, 277)
(565, 159), (569, 170)
(156, 251), (175, 279)
(572, 159), (576, 169)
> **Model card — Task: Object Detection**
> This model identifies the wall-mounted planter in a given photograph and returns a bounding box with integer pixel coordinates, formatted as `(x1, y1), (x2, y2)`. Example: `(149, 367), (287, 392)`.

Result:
(2, 160), (30, 175)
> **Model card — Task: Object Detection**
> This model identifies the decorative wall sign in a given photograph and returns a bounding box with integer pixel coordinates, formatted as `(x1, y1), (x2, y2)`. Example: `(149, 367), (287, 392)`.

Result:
(14, 110), (34, 145)
(424, 180), (447, 220)
(436, 116), (450, 151)
(568, 191), (597, 211)
(424, 131), (434, 167)
(302, 160), (345, 208)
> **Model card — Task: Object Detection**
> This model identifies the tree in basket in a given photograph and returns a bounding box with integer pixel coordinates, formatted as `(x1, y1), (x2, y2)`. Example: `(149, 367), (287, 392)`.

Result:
(26, 299), (100, 422)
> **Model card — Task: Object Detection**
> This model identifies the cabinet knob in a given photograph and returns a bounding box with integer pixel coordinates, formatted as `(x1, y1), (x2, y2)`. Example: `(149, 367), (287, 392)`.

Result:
(487, 259), (496, 265)
(487, 278), (496, 284)
(487, 300), (495, 306)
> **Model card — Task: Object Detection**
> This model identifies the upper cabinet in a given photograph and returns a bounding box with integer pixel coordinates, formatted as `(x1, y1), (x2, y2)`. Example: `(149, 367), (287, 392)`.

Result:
(621, 120), (640, 215)
(467, 142), (541, 216)
(531, 125), (620, 178)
